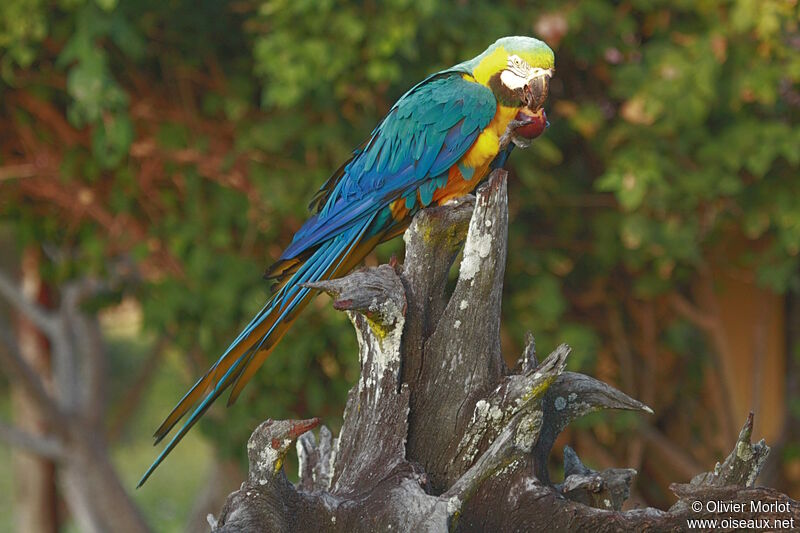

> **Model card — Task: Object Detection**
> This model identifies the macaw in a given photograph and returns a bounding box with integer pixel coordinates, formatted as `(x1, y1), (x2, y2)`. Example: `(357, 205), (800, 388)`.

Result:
(139, 36), (554, 486)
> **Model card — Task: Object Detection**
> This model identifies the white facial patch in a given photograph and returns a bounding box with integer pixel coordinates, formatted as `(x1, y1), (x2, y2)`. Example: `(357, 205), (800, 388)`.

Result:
(500, 69), (527, 90)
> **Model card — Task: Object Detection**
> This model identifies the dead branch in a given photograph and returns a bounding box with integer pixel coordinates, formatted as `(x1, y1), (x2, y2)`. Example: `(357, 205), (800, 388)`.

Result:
(0, 268), (151, 533)
(0, 420), (65, 460)
(0, 269), (59, 336)
(213, 170), (798, 532)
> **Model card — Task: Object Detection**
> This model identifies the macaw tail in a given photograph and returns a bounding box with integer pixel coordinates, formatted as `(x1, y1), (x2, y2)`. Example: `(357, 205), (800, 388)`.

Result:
(137, 212), (379, 488)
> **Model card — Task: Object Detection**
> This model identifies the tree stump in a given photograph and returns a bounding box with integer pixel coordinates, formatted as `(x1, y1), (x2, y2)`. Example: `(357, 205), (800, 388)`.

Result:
(211, 170), (799, 532)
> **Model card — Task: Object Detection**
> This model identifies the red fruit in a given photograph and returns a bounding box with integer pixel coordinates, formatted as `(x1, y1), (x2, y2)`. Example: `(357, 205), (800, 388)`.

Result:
(514, 109), (548, 139)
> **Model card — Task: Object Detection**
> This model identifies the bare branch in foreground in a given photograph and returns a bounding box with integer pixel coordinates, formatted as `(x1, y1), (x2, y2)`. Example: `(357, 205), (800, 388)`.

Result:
(213, 170), (798, 532)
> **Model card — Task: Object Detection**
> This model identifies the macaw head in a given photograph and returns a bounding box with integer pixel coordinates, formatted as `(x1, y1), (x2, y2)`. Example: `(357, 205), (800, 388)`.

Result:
(460, 36), (555, 111)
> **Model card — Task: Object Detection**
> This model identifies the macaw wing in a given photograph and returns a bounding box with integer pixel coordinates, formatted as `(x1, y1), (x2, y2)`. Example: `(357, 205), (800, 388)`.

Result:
(275, 71), (496, 264)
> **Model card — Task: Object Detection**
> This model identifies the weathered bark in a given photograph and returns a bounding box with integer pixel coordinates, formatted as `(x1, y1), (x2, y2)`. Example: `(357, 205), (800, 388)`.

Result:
(213, 170), (799, 532)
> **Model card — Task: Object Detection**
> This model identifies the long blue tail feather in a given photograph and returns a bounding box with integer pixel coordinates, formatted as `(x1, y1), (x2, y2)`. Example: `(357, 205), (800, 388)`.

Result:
(138, 213), (378, 488)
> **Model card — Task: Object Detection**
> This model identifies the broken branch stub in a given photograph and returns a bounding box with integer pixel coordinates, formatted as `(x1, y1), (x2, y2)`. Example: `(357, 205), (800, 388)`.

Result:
(405, 171), (510, 492)
(214, 168), (798, 532)
(534, 370), (653, 484)
(558, 445), (637, 511)
(308, 264), (411, 496)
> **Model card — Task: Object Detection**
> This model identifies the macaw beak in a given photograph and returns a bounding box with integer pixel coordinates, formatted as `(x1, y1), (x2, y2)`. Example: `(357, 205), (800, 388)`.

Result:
(522, 69), (553, 111)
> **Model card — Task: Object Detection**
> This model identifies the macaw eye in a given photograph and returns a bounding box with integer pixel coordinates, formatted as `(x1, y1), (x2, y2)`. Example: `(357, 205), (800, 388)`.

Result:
(508, 55), (524, 70)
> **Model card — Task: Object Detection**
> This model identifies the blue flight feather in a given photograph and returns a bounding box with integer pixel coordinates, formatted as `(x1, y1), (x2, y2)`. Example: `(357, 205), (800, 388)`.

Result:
(137, 211), (378, 488)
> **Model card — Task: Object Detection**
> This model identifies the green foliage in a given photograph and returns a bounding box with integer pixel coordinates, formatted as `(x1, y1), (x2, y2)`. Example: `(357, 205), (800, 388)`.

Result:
(0, 0), (51, 74)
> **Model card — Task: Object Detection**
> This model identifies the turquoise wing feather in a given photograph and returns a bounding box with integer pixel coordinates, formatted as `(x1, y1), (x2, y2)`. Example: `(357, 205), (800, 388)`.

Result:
(279, 72), (496, 262)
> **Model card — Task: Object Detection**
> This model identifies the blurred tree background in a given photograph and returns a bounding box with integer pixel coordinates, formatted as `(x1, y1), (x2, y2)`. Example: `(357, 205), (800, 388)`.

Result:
(0, 0), (798, 530)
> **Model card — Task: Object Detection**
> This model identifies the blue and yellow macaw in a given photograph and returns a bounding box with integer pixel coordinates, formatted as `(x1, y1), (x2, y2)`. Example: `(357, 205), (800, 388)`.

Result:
(139, 36), (554, 486)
